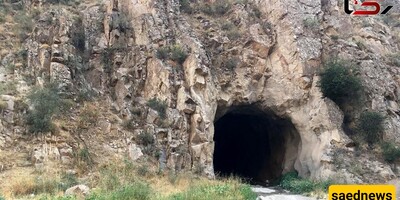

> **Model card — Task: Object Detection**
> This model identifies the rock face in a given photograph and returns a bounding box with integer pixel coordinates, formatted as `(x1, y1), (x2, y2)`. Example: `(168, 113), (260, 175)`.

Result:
(65, 185), (90, 197)
(1, 0), (399, 184)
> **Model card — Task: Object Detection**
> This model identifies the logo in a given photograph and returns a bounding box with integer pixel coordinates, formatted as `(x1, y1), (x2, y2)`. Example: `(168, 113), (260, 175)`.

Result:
(329, 185), (396, 200)
(344, 0), (393, 15)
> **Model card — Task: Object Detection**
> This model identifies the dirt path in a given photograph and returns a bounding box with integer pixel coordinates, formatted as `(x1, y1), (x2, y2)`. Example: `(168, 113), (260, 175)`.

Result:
(251, 186), (317, 200)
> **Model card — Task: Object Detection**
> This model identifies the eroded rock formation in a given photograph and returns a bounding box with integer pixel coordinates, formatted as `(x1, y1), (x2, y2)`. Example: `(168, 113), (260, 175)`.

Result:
(1, 0), (399, 184)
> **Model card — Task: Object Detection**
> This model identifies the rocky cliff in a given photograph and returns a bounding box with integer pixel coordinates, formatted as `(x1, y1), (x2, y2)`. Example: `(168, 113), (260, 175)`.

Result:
(0, 0), (399, 188)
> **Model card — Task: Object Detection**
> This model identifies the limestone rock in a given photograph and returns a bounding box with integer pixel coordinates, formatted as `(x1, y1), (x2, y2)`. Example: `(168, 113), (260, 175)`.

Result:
(65, 185), (90, 197)
(128, 144), (143, 161)
(9, 0), (398, 184)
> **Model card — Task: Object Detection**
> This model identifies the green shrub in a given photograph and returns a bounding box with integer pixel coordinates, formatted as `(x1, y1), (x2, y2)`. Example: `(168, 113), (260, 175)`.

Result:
(250, 6), (261, 19)
(78, 104), (99, 129)
(102, 47), (115, 73)
(76, 86), (97, 102)
(116, 12), (132, 32)
(358, 111), (384, 145)
(14, 12), (34, 41)
(224, 58), (239, 71)
(226, 28), (241, 41)
(179, 0), (193, 14)
(59, 173), (78, 191)
(0, 194), (4, 200)
(156, 45), (188, 64)
(279, 171), (332, 194)
(279, 172), (314, 194)
(387, 53), (400, 67)
(381, 142), (400, 163)
(356, 41), (366, 49)
(319, 60), (362, 105)
(331, 35), (339, 40)
(156, 46), (170, 60)
(78, 148), (93, 165)
(46, 0), (75, 5)
(71, 17), (85, 53)
(221, 21), (235, 31)
(0, 100), (7, 111)
(122, 118), (135, 131)
(0, 13), (4, 23)
(137, 164), (151, 177)
(199, 0), (232, 16)
(303, 17), (319, 30)
(239, 184), (258, 200)
(214, 1), (232, 15)
(32, 177), (60, 195)
(26, 84), (69, 133)
(137, 132), (155, 146)
(100, 171), (121, 191)
(147, 97), (167, 119)
(170, 45), (188, 65)
(0, 81), (17, 95)
(220, 21), (241, 41)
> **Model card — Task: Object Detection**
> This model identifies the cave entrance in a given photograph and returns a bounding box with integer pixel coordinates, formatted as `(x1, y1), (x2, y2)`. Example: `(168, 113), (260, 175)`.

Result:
(213, 106), (300, 185)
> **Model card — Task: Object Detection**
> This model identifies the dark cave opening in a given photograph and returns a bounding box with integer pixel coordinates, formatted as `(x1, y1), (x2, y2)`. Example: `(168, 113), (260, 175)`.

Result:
(213, 106), (300, 185)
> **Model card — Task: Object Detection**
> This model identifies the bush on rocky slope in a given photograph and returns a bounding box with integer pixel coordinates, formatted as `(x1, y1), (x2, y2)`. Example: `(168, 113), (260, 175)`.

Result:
(357, 111), (385, 146)
(319, 60), (363, 105)
(381, 142), (400, 164)
(26, 84), (72, 134)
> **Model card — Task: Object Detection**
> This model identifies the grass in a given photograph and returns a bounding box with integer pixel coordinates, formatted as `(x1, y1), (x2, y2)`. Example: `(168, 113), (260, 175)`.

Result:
(14, 11), (35, 41)
(161, 179), (257, 200)
(279, 172), (333, 195)
(87, 182), (153, 200)
(0, 81), (17, 95)
(4, 159), (258, 200)
(77, 103), (100, 129)
(9, 176), (61, 197)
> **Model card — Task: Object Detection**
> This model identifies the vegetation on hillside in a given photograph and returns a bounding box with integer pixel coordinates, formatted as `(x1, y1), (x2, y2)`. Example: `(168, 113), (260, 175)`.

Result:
(319, 60), (363, 105)
(381, 142), (400, 170)
(357, 111), (385, 146)
(147, 98), (168, 119)
(26, 84), (72, 134)
(2, 159), (257, 200)
(279, 171), (332, 195)
(156, 45), (188, 65)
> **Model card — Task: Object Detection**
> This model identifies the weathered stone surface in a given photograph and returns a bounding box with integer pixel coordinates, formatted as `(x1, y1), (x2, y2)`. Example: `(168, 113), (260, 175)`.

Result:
(128, 144), (143, 161)
(65, 185), (90, 197)
(0, 0), (396, 185)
